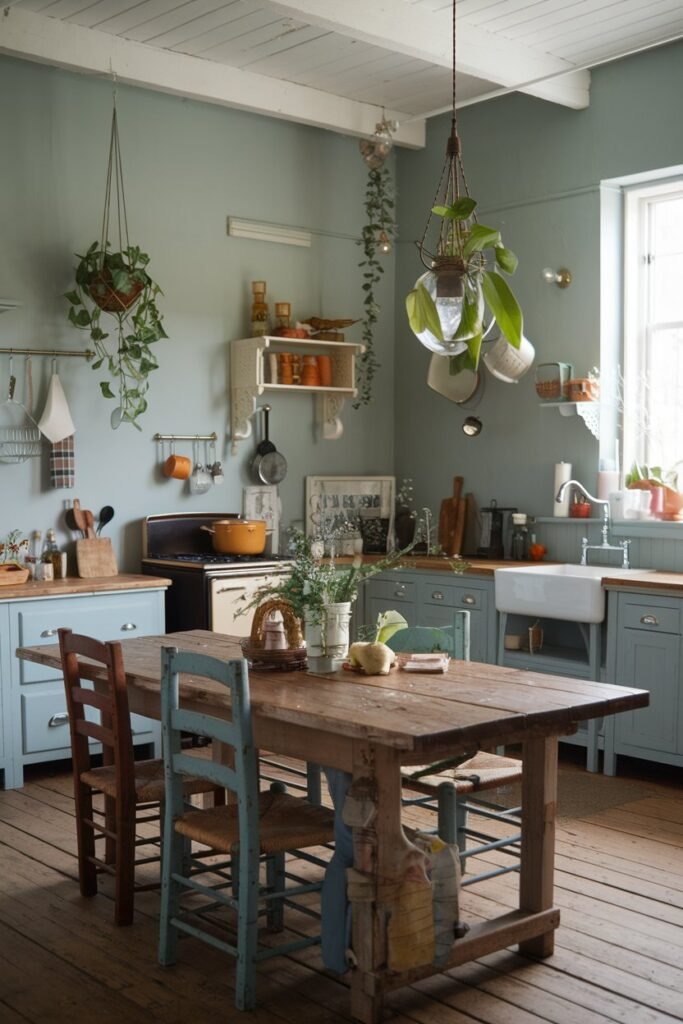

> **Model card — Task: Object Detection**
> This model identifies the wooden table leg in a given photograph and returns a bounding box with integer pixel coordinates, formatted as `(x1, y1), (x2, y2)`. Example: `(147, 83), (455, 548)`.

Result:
(350, 742), (435, 1024)
(518, 735), (558, 958)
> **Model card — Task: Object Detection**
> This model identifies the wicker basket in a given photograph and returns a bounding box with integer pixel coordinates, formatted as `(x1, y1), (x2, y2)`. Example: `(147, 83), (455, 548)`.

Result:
(535, 379), (563, 400)
(240, 598), (306, 671)
(535, 361), (572, 401)
(563, 377), (599, 402)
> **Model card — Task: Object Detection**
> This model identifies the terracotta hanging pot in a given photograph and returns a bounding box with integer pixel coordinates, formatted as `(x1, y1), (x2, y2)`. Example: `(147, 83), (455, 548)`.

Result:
(88, 270), (144, 313)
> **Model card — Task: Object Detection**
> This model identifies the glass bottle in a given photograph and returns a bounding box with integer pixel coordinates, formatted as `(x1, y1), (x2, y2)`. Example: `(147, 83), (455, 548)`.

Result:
(510, 514), (529, 561)
(41, 529), (58, 581)
(251, 281), (269, 337)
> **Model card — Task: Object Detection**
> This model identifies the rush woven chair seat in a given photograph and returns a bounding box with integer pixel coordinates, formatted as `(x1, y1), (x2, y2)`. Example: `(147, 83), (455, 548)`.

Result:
(385, 614), (523, 883)
(58, 628), (222, 927)
(158, 647), (335, 1012)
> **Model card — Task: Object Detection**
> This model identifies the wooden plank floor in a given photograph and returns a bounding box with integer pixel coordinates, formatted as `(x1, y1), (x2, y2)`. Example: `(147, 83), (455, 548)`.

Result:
(1, 754), (682, 1024)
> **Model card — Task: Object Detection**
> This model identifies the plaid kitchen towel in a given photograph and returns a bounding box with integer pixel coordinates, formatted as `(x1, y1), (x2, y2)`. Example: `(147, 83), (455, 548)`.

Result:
(50, 434), (75, 488)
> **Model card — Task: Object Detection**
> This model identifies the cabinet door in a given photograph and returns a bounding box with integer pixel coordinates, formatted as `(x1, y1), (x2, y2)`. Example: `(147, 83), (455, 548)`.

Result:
(364, 576), (417, 631)
(418, 579), (489, 664)
(616, 628), (680, 754)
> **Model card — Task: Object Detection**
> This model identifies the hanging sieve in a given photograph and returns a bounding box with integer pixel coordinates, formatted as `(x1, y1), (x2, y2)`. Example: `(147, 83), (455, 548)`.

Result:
(0, 357), (43, 464)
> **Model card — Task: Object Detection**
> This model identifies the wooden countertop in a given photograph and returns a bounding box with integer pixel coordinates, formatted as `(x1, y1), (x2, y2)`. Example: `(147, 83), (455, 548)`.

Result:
(0, 573), (172, 601)
(335, 555), (683, 591)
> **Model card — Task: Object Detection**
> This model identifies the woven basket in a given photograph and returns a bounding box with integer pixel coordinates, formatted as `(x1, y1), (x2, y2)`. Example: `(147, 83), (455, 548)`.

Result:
(241, 598), (306, 671)
(535, 379), (563, 400)
(563, 378), (599, 402)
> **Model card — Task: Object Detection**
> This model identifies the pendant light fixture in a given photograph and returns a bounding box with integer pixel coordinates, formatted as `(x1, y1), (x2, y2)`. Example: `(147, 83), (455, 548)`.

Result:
(406, 0), (527, 376)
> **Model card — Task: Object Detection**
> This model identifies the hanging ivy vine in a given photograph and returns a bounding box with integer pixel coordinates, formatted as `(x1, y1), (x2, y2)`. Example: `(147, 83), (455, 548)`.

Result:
(355, 164), (395, 408)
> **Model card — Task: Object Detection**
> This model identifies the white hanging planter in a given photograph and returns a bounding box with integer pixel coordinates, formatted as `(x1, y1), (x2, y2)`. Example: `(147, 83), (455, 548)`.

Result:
(304, 602), (352, 673)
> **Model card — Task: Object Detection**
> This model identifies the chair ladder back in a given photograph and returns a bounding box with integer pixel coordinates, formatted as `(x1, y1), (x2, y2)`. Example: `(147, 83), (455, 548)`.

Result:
(160, 648), (259, 815)
(58, 629), (136, 802)
(452, 609), (471, 661)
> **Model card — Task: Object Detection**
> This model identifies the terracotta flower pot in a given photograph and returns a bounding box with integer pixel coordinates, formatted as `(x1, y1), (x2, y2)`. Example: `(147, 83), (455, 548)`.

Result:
(88, 270), (144, 313)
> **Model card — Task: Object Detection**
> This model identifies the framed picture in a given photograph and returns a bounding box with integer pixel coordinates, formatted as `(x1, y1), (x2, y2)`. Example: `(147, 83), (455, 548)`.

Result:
(243, 485), (280, 552)
(306, 475), (395, 554)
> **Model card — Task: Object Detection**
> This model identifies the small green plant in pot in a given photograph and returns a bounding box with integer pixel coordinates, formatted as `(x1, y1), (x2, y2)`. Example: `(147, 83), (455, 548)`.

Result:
(66, 241), (167, 429)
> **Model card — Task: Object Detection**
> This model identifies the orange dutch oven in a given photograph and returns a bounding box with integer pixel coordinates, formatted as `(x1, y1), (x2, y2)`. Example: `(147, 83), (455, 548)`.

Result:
(200, 519), (267, 555)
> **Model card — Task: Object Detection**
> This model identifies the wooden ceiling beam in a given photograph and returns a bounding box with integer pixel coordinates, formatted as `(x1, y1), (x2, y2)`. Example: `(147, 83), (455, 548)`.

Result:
(0, 6), (426, 148)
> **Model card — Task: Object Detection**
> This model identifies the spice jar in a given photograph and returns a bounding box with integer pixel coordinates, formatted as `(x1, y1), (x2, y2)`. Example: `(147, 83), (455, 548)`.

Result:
(274, 302), (291, 331)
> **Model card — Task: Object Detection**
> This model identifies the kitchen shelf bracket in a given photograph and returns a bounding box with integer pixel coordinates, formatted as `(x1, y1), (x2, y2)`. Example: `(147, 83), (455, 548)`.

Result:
(541, 400), (600, 440)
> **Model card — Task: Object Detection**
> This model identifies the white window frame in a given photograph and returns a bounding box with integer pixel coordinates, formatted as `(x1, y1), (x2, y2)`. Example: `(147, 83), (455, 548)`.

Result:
(622, 178), (683, 477)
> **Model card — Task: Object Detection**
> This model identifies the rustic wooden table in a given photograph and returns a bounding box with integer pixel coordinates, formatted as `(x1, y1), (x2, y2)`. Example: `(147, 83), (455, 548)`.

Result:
(17, 629), (649, 1024)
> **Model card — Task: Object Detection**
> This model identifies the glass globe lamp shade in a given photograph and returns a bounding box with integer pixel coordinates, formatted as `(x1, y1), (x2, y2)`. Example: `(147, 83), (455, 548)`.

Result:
(410, 267), (471, 356)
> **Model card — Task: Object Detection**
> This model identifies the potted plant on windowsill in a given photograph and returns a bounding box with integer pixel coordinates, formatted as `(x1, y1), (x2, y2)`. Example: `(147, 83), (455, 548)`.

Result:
(626, 461), (683, 519)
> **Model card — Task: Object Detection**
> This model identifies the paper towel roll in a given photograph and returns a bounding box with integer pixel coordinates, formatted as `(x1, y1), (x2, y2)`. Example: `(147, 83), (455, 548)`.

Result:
(553, 462), (572, 517)
(597, 470), (620, 500)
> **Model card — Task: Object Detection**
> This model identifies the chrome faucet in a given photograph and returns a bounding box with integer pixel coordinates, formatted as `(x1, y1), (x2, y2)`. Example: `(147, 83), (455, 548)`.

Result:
(555, 479), (631, 568)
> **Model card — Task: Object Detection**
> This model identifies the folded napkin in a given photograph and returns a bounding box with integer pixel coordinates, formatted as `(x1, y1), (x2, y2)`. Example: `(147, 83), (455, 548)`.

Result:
(39, 373), (75, 443)
(50, 434), (75, 488)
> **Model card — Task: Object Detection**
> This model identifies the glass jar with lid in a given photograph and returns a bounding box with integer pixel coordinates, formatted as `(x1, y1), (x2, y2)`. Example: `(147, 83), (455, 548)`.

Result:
(251, 281), (269, 336)
(510, 513), (529, 561)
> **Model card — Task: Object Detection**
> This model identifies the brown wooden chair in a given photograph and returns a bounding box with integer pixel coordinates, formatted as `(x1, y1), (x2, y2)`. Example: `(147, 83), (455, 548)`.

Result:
(58, 628), (222, 926)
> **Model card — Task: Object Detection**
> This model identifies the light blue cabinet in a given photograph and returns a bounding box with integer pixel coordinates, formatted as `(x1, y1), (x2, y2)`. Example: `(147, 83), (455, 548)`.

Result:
(605, 590), (683, 774)
(362, 570), (495, 664)
(0, 586), (166, 790)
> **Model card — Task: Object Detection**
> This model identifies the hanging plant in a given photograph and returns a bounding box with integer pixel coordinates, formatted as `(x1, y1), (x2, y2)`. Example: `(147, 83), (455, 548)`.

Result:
(64, 101), (167, 430)
(355, 162), (395, 408)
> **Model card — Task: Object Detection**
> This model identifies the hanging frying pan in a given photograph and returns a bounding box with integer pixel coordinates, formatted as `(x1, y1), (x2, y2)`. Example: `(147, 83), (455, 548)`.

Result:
(253, 405), (287, 484)
(251, 405), (276, 478)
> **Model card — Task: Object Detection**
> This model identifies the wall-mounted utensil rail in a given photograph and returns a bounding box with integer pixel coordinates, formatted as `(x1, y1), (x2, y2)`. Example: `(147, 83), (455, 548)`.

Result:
(0, 346), (94, 359)
(154, 432), (218, 442)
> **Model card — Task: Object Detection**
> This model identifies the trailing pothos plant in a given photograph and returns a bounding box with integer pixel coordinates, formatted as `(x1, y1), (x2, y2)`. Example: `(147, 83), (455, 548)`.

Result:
(406, 196), (522, 375)
(65, 242), (167, 429)
(355, 164), (395, 407)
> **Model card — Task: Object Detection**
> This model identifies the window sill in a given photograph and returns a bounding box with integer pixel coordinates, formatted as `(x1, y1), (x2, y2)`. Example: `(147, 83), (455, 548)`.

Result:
(535, 517), (683, 538)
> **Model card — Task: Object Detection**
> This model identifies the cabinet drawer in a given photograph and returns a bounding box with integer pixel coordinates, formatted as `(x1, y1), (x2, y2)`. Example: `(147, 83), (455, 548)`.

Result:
(21, 686), (153, 755)
(419, 581), (484, 610)
(621, 600), (681, 634)
(14, 593), (160, 685)
(365, 578), (416, 605)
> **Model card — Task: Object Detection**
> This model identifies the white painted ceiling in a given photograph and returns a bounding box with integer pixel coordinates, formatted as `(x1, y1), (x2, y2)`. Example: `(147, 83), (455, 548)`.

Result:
(2, 0), (682, 146)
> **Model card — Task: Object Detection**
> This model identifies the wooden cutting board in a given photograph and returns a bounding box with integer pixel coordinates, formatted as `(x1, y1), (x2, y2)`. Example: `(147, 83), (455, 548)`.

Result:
(451, 497), (467, 556)
(76, 538), (118, 578)
(462, 492), (479, 556)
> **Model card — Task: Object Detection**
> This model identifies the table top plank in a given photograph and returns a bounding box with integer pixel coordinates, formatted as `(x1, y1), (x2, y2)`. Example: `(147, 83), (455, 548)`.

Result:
(16, 629), (649, 756)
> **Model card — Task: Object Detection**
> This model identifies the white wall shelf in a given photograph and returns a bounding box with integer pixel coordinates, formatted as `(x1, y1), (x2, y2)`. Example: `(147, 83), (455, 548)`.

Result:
(540, 399), (600, 439)
(230, 335), (364, 450)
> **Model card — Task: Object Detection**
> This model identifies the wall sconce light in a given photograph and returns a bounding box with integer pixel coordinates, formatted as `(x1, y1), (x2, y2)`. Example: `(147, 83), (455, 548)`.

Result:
(542, 267), (572, 288)
(462, 415), (483, 437)
(377, 231), (392, 255)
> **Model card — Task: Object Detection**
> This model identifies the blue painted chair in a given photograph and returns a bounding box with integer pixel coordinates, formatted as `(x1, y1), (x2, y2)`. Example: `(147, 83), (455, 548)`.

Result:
(158, 647), (335, 1011)
(386, 611), (523, 884)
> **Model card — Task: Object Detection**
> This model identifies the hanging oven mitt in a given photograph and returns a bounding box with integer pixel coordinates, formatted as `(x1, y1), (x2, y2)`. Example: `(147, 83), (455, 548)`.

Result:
(38, 374), (75, 443)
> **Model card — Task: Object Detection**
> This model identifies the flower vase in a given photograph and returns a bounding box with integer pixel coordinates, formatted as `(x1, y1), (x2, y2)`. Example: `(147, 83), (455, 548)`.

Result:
(305, 602), (352, 673)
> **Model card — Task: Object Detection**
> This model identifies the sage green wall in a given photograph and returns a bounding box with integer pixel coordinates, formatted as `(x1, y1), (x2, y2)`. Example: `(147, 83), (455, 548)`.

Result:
(0, 56), (394, 569)
(394, 41), (683, 553)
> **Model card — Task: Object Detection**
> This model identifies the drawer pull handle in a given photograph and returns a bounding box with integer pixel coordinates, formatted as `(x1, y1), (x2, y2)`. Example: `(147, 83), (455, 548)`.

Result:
(40, 628), (58, 638)
(48, 712), (69, 728)
(394, 585), (406, 597)
(462, 595), (476, 606)
(431, 591), (444, 601)
(120, 622), (137, 631)
(640, 614), (659, 626)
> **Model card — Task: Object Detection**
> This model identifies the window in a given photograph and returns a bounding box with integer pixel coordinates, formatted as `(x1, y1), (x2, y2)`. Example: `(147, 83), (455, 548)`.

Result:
(623, 180), (683, 482)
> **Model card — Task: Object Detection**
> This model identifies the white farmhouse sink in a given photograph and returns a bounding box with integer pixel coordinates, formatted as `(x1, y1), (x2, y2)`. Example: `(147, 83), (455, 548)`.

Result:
(494, 563), (654, 623)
